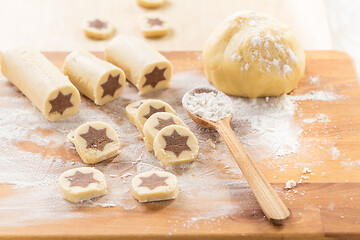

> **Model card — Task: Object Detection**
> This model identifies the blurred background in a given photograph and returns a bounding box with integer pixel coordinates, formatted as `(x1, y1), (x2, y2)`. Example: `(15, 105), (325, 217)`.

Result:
(0, 0), (358, 75)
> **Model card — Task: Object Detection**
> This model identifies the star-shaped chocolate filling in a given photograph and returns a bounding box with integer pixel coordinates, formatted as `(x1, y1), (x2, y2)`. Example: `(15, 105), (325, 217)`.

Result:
(65, 171), (99, 188)
(147, 18), (164, 27)
(88, 19), (108, 29)
(101, 74), (121, 98)
(139, 173), (168, 190)
(163, 130), (191, 157)
(143, 106), (166, 119)
(49, 92), (73, 115)
(80, 126), (113, 151)
(133, 101), (145, 109)
(154, 117), (176, 131)
(143, 67), (166, 88)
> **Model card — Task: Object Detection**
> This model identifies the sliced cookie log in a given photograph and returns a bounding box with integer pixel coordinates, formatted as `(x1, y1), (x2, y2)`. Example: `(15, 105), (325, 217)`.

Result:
(132, 170), (179, 202)
(68, 121), (120, 164)
(125, 99), (152, 125)
(1, 48), (80, 121)
(140, 15), (170, 38)
(153, 125), (199, 166)
(143, 112), (187, 152)
(63, 50), (126, 105)
(82, 18), (115, 40)
(135, 99), (176, 136)
(137, 0), (165, 8)
(105, 35), (173, 95)
(59, 167), (107, 203)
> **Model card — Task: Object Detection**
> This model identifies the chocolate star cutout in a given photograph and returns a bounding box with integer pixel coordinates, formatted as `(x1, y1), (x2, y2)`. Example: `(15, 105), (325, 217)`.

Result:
(139, 173), (168, 190)
(163, 130), (191, 157)
(88, 19), (107, 29)
(143, 67), (166, 88)
(147, 18), (164, 27)
(133, 101), (145, 109)
(49, 92), (73, 115)
(143, 106), (166, 119)
(154, 117), (176, 131)
(101, 74), (121, 98)
(80, 126), (113, 151)
(65, 171), (99, 188)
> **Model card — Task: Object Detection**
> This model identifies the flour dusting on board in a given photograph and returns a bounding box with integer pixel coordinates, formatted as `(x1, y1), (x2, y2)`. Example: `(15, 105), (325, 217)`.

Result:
(0, 70), (341, 226)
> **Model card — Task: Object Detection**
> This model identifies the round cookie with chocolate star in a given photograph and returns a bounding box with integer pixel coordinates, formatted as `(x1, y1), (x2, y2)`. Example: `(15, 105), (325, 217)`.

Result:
(153, 125), (199, 166)
(126, 99), (152, 125)
(59, 167), (107, 203)
(82, 18), (115, 40)
(140, 15), (170, 38)
(68, 121), (120, 164)
(132, 170), (179, 202)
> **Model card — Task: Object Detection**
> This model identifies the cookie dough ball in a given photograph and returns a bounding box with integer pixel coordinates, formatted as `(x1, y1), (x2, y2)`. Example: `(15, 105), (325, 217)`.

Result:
(137, 0), (165, 8)
(203, 11), (305, 98)
(82, 18), (115, 40)
(132, 170), (179, 202)
(68, 121), (120, 164)
(143, 112), (187, 152)
(125, 99), (151, 125)
(135, 99), (176, 135)
(140, 16), (170, 38)
(153, 125), (198, 166)
(59, 167), (107, 203)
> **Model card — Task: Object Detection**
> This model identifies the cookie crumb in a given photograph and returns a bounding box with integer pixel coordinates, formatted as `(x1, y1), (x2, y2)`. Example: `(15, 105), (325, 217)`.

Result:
(285, 180), (297, 189)
(206, 139), (216, 149)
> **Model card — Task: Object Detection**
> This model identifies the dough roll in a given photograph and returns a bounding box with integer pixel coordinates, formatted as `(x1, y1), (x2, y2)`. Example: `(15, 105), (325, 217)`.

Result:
(105, 35), (173, 95)
(63, 51), (126, 106)
(1, 48), (80, 121)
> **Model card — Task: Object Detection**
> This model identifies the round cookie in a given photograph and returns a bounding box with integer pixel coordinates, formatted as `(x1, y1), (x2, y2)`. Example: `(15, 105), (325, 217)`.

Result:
(153, 125), (199, 166)
(82, 18), (115, 40)
(143, 112), (187, 152)
(137, 0), (165, 8)
(125, 99), (152, 125)
(140, 15), (170, 38)
(132, 170), (179, 202)
(135, 99), (176, 135)
(59, 167), (107, 203)
(69, 121), (120, 164)
(202, 11), (305, 98)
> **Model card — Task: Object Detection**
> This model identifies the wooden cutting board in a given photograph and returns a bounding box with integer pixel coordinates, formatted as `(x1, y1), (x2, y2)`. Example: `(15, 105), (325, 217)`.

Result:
(0, 51), (360, 240)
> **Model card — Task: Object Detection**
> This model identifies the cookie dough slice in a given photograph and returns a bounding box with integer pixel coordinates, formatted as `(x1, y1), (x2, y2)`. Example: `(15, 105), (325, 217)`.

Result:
(137, 0), (165, 8)
(82, 18), (115, 40)
(105, 35), (173, 95)
(126, 99), (151, 125)
(63, 51), (126, 105)
(140, 16), (170, 38)
(59, 167), (107, 203)
(68, 121), (120, 164)
(143, 112), (187, 152)
(1, 48), (80, 121)
(154, 125), (199, 166)
(135, 99), (176, 135)
(132, 170), (179, 202)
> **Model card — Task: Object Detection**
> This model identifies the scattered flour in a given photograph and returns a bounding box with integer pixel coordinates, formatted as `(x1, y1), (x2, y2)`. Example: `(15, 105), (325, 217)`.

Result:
(309, 76), (320, 84)
(331, 147), (341, 160)
(285, 180), (297, 189)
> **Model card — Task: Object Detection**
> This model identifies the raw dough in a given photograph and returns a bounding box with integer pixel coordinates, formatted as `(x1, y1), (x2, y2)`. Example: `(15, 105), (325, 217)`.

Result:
(140, 15), (170, 38)
(202, 11), (305, 98)
(153, 125), (198, 166)
(68, 121), (120, 164)
(134, 99), (176, 135)
(105, 35), (173, 95)
(137, 0), (165, 8)
(63, 50), (126, 105)
(1, 48), (80, 121)
(82, 18), (115, 40)
(143, 112), (187, 152)
(132, 170), (179, 202)
(125, 99), (152, 125)
(59, 167), (107, 203)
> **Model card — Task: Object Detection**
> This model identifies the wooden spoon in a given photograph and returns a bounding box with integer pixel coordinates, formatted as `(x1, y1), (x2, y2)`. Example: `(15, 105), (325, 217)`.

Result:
(182, 87), (290, 225)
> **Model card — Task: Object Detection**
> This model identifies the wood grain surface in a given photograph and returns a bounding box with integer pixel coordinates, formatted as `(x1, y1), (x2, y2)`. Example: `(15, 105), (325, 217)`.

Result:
(0, 51), (360, 239)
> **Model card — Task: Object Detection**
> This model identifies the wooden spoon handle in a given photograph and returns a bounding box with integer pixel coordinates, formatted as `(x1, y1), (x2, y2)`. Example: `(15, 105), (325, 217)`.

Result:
(216, 119), (290, 225)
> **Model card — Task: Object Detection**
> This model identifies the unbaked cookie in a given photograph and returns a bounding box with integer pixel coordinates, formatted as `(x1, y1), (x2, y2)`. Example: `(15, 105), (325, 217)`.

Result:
(126, 99), (151, 125)
(82, 18), (115, 40)
(143, 112), (186, 152)
(153, 125), (198, 166)
(140, 16), (170, 38)
(68, 121), (120, 164)
(137, 0), (165, 8)
(135, 99), (176, 135)
(132, 170), (179, 202)
(59, 167), (107, 203)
